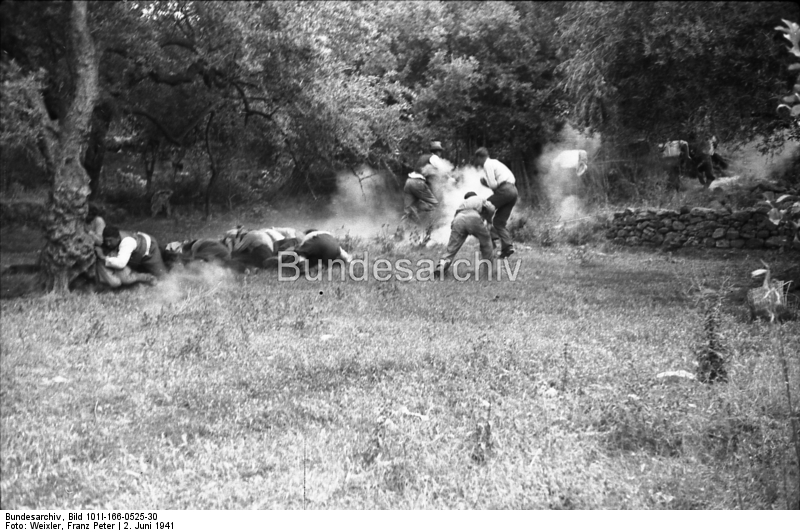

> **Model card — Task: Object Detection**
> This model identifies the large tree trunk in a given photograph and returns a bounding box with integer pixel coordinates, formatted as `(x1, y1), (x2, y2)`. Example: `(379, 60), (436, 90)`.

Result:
(37, 1), (99, 294)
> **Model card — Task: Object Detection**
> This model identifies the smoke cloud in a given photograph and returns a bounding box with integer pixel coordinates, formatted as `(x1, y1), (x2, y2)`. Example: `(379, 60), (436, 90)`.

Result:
(428, 163), (493, 244)
(324, 161), (497, 246)
(535, 124), (602, 222)
(723, 139), (799, 181)
(144, 260), (234, 315)
(325, 164), (402, 238)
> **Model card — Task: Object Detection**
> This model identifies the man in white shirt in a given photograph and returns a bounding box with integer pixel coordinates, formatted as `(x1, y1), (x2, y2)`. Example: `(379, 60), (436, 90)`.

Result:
(402, 141), (447, 224)
(95, 226), (167, 288)
(434, 192), (496, 278)
(475, 147), (517, 258)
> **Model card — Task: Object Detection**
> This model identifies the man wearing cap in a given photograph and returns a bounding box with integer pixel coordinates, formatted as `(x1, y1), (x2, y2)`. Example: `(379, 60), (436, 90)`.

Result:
(402, 141), (448, 224)
(475, 147), (517, 259)
(95, 226), (167, 288)
(434, 191), (496, 278)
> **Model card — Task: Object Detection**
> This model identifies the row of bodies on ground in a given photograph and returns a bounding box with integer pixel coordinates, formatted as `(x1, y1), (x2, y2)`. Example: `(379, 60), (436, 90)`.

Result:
(86, 215), (514, 289)
(81, 222), (358, 290)
(161, 225), (352, 275)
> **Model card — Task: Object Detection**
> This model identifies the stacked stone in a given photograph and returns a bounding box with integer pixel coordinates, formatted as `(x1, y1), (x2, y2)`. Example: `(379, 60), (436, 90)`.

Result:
(606, 205), (800, 249)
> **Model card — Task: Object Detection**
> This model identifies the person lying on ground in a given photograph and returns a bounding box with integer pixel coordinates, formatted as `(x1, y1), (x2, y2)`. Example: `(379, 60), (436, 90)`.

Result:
(222, 226), (279, 269)
(95, 226), (167, 288)
(284, 230), (352, 273)
(164, 238), (232, 265)
(257, 227), (305, 252)
(164, 238), (253, 274)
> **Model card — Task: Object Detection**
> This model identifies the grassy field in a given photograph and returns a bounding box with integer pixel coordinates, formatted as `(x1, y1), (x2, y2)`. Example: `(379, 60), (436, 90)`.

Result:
(1, 213), (799, 510)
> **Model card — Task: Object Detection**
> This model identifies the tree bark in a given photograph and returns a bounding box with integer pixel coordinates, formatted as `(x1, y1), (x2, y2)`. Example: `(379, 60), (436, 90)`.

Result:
(37, 1), (99, 294)
(85, 100), (114, 201)
(204, 111), (217, 219)
(143, 142), (159, 196)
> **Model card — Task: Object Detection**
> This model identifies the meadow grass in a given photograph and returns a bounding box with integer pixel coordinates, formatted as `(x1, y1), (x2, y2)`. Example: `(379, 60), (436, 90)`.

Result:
(1, 221), (799, 509)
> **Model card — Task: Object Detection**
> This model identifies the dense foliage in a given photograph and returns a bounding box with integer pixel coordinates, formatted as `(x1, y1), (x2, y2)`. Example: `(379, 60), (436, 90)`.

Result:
(1, 1), (798, 202)
(558, 1), (800, 153)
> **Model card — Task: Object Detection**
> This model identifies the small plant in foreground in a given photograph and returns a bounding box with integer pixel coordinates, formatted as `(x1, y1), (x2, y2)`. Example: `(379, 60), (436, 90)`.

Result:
(565, 245), (592, 266)
(469, 400), (493, 465)
(690, 280), (728, 384)
(407, 224), (433, 248)
(339, 231), (363, 255)
(359, 407), (391, 468)
(373, 224), (397, 254)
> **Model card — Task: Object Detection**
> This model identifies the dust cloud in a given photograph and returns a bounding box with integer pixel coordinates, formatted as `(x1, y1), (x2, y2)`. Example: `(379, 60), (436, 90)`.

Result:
(324, 164), (403, 238)
(535, 124), (602, 223)
(428, 164), (493, 245)
(144, 260), (234, 314)
(723, 139), (799, 181)
(322, 126), (603, 246)
(324, 161), (497, 245)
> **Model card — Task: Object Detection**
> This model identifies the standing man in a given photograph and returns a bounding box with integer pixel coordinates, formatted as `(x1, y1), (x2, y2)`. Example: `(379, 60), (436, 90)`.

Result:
(95, 226), (167, 288)
(475, 147), (517, 258)
(402, 141), (448, 224)
(434, 192), (495, 278)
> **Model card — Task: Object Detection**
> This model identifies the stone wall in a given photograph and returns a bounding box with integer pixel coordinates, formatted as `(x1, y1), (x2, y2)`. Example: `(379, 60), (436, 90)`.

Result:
(606, 206), (800, 250)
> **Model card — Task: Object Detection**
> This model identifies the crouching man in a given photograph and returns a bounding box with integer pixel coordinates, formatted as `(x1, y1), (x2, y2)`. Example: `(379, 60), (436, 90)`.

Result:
(434, 192), (495, 279)
(95, 226), (167, 288)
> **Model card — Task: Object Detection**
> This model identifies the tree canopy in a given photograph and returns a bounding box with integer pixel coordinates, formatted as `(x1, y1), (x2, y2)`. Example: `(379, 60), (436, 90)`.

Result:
(1, 0), (798, 201)
(558, 1), (800, 151)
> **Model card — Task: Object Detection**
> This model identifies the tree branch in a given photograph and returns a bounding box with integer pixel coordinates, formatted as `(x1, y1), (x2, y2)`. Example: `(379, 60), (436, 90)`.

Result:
(160, 37), (198, 54)
(131, 109), (182, 145)
(229, 79), (282, 126)
(104, 47), (130, 59)
(146, 61), (204, 86)
(130, 102), (221, 147)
